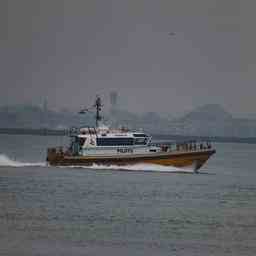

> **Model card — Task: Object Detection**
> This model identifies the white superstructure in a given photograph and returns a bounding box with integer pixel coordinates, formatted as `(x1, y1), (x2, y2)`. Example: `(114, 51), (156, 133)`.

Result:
(70, 126), (162, 156)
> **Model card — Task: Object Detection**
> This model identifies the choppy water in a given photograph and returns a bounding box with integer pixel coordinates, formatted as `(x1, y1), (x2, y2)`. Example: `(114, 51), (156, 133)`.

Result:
(0, 134), (256, 255)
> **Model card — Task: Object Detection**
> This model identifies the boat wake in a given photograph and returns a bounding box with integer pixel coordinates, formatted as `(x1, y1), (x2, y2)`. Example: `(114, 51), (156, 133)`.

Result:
(0, 154), (45, 167)
(63, 163), (195, 173)
(0, 154), (195, 173)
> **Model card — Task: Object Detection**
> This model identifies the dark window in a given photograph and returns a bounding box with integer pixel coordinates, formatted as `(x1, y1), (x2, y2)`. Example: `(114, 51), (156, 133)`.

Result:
(96, 137), (134, 146)
(79, 138), (86, 146)
(134, 138), (148, 145)
(133, 133), (147, 137)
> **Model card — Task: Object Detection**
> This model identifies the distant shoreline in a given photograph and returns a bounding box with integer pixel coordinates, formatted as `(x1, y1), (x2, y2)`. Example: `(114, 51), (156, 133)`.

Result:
(152, 134), (256, 144)
(0, 128), (256, 144)
(0, 128), (67, 136)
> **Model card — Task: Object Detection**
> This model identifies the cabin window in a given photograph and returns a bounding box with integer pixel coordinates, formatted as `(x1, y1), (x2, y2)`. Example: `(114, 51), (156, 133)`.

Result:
(134, 138), (148, 145)
(79, 138), (86, 146)
(96, 137), (134, 146)
(133, 133), (147, 137)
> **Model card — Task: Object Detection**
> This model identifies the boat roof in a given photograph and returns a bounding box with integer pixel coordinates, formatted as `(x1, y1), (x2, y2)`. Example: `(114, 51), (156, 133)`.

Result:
(77, 127), (149, 138)
(77, 132), (148, 138)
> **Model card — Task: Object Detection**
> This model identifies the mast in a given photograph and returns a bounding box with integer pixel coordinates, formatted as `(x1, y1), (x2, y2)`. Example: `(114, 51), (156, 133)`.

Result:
(79, 95), (103, 128)
(94, 95), (103, 127)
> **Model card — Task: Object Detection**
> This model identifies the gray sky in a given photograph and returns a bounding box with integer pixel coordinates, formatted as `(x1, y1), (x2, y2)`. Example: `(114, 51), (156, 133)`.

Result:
(0, 0), (254, 116)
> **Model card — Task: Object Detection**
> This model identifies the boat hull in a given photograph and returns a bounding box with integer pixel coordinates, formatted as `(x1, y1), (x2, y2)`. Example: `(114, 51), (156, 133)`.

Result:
(47, 149), (216, 172)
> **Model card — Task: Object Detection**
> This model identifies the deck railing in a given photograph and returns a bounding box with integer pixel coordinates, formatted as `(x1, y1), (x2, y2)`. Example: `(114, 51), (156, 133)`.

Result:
(150, 141), (212, 152)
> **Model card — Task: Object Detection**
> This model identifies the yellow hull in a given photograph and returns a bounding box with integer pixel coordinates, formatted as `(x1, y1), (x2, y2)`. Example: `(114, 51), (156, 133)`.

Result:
(47, 149), (215, 172)
(144, 152), (211, 169)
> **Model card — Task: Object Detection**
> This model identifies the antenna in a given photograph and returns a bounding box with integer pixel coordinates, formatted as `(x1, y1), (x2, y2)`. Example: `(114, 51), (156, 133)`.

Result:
(79, 95), (103, 128)
(94, 95), (103, 127)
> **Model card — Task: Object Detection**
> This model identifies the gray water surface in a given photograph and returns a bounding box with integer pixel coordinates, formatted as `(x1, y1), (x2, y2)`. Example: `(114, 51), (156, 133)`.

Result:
(0, 135), (256, 255)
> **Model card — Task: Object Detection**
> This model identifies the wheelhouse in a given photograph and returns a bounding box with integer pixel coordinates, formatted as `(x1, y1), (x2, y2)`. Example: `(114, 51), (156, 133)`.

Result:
(70, 131), (151, 150)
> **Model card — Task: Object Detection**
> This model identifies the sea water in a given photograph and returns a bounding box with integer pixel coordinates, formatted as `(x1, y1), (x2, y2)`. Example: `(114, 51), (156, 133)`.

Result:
(0, 134), (256, 255)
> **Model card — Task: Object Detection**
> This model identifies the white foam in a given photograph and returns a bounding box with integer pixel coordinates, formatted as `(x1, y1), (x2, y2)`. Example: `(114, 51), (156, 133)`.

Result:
(64, 163), (195, 173)
(0, 153), (195, 172)
(0, 154), (45, 167)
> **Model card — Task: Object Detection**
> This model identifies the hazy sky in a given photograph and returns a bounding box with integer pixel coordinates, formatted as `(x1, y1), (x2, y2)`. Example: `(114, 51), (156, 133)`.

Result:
(0, 0), (254, 116)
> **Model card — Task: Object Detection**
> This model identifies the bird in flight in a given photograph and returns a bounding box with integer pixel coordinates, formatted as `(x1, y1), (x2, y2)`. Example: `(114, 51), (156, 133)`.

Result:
(168, 32), (176, 36)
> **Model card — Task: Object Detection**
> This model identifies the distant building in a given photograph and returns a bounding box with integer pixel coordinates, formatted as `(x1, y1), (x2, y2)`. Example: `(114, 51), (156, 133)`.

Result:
(43, 98), (48, 113)
(110, 91), (118, 111)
